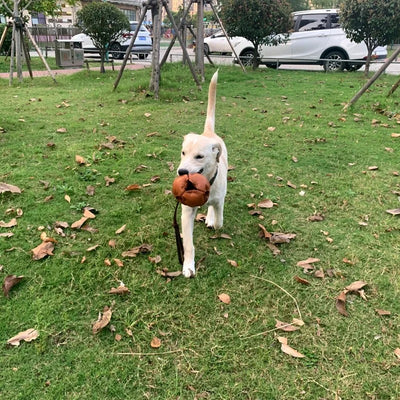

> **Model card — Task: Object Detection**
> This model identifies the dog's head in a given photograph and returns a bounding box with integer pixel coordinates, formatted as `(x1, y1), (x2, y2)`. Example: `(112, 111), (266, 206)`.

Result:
(177, 133), (221, 180)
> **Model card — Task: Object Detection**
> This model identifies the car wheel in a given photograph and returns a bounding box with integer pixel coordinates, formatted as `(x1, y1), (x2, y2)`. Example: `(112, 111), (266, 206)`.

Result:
(346, 63), (363, 71)
(240, 50), (255, 67)
(323, 50), (346, 72)
(266, 63), (280, 69)
(109, 42), (123, 60)
(204, 44), (210, 55)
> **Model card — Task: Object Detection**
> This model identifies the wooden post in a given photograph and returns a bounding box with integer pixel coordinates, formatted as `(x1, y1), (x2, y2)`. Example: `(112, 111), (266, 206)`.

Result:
(113, 3), (149, 91)
(195, 0), (204, 81)
(25, 27), (57, 83)
(344, 46), (400, 111)
(150, 0), (162, 98)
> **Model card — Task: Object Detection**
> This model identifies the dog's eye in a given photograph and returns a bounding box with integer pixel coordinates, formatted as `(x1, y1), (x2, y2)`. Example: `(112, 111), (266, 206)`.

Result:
(195, 154), (204, 160)
(181, 151), (185, 156)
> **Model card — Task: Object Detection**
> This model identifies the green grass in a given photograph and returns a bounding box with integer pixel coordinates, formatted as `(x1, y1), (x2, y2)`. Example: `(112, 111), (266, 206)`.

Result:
(1, 64), (400, 399)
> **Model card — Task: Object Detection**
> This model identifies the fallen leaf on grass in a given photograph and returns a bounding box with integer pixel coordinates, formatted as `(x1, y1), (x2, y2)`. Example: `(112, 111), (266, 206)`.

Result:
(270, 232), (296, 244)
(0, 232), (14, 238)
(258, 199), (276, 209)
(64, 194), (71, 203)
(86, 185), (95, 196)
(105, 176), (115, 186)
(375, 309), (391, 316)
(227, 259), (238, 267)
(0, 218), (17, 228)
(156, 269), (182, 278)
(277, 336), (305, 358)
(71, 216), (88, 229)
(86, 244), (100, 252)
(122, 244), (153, 257)
(31, 239), (55, 260)
(394, 348), (400, 359)
(75, 155), (86, 165)
(108, 285), (130, 295)
(275, 320), (300, 332)
(2, 275), (24, 297)
(345, 280), (368, 292)
(92, 306), (112, 334)
(150, 337), (161, 348)
(83, 208), (96, 219)
(7, 328), (39, 346)
(115, 224), (126, 234)
(336, 291), (349, 317)
(125, 184), (141, 191)
(218, 293), (231, 304)
(308, 214), (324, 222)
(386, 208), (400, 216)
(0, 183), (21, 194)
(294, 276), (311, 285)
(113, 258), (124, 267)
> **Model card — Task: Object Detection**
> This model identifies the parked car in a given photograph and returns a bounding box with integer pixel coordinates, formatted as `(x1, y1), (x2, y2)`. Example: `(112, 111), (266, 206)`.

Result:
(201, 9), (386, 72)
(71, 21), (152, 60)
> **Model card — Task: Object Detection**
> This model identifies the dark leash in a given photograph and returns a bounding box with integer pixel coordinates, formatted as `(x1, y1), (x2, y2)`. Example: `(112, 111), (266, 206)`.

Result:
(173, 201), (184, 265)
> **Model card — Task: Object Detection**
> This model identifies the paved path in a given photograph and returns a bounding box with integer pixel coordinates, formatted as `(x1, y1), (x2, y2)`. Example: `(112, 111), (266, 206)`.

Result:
(0, 62), (146, 80)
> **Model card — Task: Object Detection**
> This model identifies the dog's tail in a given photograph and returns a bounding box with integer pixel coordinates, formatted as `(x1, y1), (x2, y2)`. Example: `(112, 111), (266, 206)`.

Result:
(203, 70), (218, 137)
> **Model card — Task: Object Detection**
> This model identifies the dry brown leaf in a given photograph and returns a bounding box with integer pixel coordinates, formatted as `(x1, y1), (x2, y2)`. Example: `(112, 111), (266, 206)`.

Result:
(149, 255), (161, 264)
(386, 208), (400, 216)
(294, 275), (311, 285)
(275, 320), (300, 332)
(105, 176), (115, 186)
(314, 269), (325, 279)
(156, 269), (182, 278)
(266, 242), (281, 256)
(83, 209), (96, 219)
(218, 293), (231, 304)
(122, 244), (153, 257)
(297, 258), (320, 266)
(86, 185), (95, 196)
(115, 224), (126, 235)
(31, 240), (55, 260)
(308, 214), (324, 222)
(277, 336), (305, 358)
(270, 232), (296, 244)
(56, 127), (67, 133)
(104, 259), (111, 266)
(75, 155), (86, 165)
(108, 286), (130, 295)
(64, 194), (71, 203)
(150, 337), (161, 348)
(336, 291), (348, 317)
(86, 244), (100, 252)
(227, 259), (238, 267)
(258, 224), (272, 239)
(0, 183), (21, 194)
(92, 306), (112, 334)
(345, 281), (368, 293)
(108, 239), (116, 248)
(375, 309), (391, 316)
(394, 348), (400, 359)
(115, 334), (122, 342)
(258, 199), (276, 208)
(0, 218), (17, 228)
(7, 328), (39, 346)
(71, 216), (88, 229)
(2, 274), (24, 297)
(125, 184), (141, 191)
(113, 258), (124, 267)
(0, 232), (14, 238)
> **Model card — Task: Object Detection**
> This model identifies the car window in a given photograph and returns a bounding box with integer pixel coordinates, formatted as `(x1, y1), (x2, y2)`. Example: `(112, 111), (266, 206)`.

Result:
(130, 23), (148, 32)
(330, 13), (340, 28)
(297, 14), (328, 32)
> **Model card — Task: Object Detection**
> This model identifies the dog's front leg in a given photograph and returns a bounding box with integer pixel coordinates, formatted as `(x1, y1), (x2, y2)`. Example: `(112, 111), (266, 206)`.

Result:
(181, 205), (198, 277)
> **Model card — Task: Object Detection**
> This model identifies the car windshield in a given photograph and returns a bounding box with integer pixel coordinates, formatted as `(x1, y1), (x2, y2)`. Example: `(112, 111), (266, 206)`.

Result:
(130, 23), (148, 32)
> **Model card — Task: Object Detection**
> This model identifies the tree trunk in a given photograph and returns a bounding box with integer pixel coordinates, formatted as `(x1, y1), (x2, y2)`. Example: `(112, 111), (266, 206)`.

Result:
(100, 49), (105, 73)
(150, 0), (162, 98)
(364, 48), (373, 77)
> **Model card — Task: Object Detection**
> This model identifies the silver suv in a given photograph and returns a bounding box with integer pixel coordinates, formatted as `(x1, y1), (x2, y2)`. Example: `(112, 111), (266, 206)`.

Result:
(233, 9), (386, 71)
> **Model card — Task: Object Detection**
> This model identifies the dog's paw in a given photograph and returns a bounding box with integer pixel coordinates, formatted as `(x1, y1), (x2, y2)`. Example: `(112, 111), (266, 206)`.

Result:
(182, 263), (196, 278)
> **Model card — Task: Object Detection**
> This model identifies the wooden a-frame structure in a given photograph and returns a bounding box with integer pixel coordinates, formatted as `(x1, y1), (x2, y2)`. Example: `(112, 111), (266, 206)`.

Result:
(113, 0), (244, 98)
(0, 0), (56, 84)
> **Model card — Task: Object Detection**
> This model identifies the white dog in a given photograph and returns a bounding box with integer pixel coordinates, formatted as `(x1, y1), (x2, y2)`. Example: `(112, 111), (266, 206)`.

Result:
(177, 70), (228, 278)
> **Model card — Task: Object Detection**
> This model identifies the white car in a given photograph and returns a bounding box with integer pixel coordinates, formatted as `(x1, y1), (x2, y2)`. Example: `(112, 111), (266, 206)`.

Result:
(206, 9), (386, 71)
(71, 21), (152, 60)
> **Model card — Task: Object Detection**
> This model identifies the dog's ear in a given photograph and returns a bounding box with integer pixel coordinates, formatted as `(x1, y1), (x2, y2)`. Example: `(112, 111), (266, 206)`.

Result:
(212, 142), (222, 163)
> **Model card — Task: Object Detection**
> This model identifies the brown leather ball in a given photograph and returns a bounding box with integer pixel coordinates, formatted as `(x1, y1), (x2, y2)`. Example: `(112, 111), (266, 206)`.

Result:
(172, 173), (210, 207)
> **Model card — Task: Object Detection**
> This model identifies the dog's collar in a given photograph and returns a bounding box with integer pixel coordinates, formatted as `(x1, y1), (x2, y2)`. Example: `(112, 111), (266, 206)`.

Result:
(209, 167), (218, 186)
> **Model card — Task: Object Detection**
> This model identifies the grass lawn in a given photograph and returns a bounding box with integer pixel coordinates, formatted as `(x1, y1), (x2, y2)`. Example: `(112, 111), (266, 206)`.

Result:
(1, 63), (400, 399)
